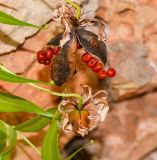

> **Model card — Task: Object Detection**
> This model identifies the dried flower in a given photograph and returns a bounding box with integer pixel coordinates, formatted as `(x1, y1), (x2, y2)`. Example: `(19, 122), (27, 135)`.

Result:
(58, 85), (109, 136)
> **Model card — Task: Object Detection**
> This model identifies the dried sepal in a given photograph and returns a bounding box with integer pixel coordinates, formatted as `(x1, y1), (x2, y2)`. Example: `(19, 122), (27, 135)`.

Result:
(50, 29), (77, 86)
(47, 33), (63, 46)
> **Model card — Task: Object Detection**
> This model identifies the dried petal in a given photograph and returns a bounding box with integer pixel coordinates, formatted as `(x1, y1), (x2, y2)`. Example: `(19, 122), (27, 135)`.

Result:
(81, 84), (92, 103)
(50, 28), (77, 86)
(58, 100), (74, 133)
(92, 90), (109, 122)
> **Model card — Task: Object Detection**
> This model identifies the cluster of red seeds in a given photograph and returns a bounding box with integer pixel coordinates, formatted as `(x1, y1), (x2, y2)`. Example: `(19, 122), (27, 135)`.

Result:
(37, 47), (60, 65)
(82, 52), (116, 79)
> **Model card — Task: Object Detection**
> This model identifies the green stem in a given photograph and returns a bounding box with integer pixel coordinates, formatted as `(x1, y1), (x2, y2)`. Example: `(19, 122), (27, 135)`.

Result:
(17, 131), (41, 156)
(29, 83), (83, 107)
(64, 0), (81, 20)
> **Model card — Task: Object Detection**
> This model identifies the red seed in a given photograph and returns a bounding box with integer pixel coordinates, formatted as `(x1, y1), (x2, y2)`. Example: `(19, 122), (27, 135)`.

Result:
(38, 59), (45, 64)
(37, 50), (46, 61)
(87, 58), (98, 68)
(45, 48), (54, 59)
(52, 47), (60, 55)
(44, 59), (51, 65)
(82, 53), (92, 63)
(92, 63), (103, 72)
(107, 68), (116, 77)
(98, 70), (108, 79)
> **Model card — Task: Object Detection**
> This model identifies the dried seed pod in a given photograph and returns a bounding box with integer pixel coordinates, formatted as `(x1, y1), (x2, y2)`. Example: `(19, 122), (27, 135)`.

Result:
(47, 33), (63, 46)
(50, 29), (77, 86)
(97, 41), (107, 65)
(76, 29), (107, 65)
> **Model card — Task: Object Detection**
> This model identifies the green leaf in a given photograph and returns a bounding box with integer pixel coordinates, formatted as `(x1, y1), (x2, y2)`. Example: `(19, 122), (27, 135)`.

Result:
(0, 123), (7, 154)
(0, 131), (6, 154)
(65, 140), (94, 160)
(0, 121), (17, 160)
(0, 65), (54, 85)
(0, 10), (42, 29)
(41, 112), (61, 160)
(15, 108), (56, 132)
(0, 92), (51, 118)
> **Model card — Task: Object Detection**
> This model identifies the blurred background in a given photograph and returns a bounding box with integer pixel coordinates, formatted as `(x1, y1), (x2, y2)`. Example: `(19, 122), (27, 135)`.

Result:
(0, 0), (157, 160)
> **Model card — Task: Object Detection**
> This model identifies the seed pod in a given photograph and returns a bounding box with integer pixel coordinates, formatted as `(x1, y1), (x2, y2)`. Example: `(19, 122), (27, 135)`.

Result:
(47, 33), (63, 46)
(76, 29), (107, 65)
(50, 29), (77, 86)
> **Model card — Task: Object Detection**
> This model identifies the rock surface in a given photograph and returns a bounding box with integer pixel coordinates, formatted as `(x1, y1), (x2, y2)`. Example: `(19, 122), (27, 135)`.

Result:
(91, 92), (157, 160)
(96, 0), (157, 100)
(0, 0), (55, 54)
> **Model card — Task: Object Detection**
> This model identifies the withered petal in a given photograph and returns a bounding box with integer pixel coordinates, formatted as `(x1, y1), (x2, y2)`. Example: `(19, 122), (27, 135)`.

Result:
(47, 32), (63, 46)
(77, 128), (88, 137)
(76, 29), (107, 65)
(81, 84), (92, 103)
(50, 29), (77, 86)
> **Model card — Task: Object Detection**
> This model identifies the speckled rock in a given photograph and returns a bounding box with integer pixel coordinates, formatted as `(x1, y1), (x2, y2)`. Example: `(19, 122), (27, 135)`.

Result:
(0, 0), (55, 54)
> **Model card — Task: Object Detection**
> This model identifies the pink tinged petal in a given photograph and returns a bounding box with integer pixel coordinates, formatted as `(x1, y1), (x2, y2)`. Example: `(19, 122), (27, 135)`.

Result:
(81, 85), (92, 103)
(93, 101), (109, 122)
(59, 19), (71, 46)
(58, 100), (74, 133)
(64, 123), (73, 133)
(89, 125), (97, 131)
(52, 8), (62, 23)
(98, 104), (109, 122)
(77, 127), (88, 137)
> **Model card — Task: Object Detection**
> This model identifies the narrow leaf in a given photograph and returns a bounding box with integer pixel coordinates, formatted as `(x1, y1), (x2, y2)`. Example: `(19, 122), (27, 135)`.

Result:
(0, 121), (17, 160)
(41, 112), (61, 160)
(0, 10), (41, 28)
(0, 92), (51, 117)
(15, 108), (56, 132)
(0, 65), (54, 85)
(0, 124), (7, 154)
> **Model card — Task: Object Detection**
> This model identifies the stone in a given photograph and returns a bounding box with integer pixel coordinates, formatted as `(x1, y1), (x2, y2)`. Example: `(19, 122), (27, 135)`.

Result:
(0, 0), (56, 54)
(108, 41), (157, 101)
(91, 92), (157, 160)
(95, 0), (157, 100)
(142, 150), (157, 160)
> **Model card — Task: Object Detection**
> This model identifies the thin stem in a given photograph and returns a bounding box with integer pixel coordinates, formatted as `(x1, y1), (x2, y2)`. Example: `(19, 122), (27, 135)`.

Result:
(29, 83), (83, 107)
(64, 0), (81, 20)
(17, 131), (41, 156)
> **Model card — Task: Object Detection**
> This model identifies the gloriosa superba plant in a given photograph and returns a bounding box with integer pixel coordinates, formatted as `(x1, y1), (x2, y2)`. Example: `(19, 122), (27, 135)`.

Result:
(0, 0), (115, 159)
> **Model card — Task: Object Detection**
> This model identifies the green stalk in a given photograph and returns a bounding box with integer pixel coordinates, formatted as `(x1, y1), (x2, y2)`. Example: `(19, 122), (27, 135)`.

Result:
(17, 131), (41, 156)
(29, 83), (83, 107)
(64, 0), (81, 20)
